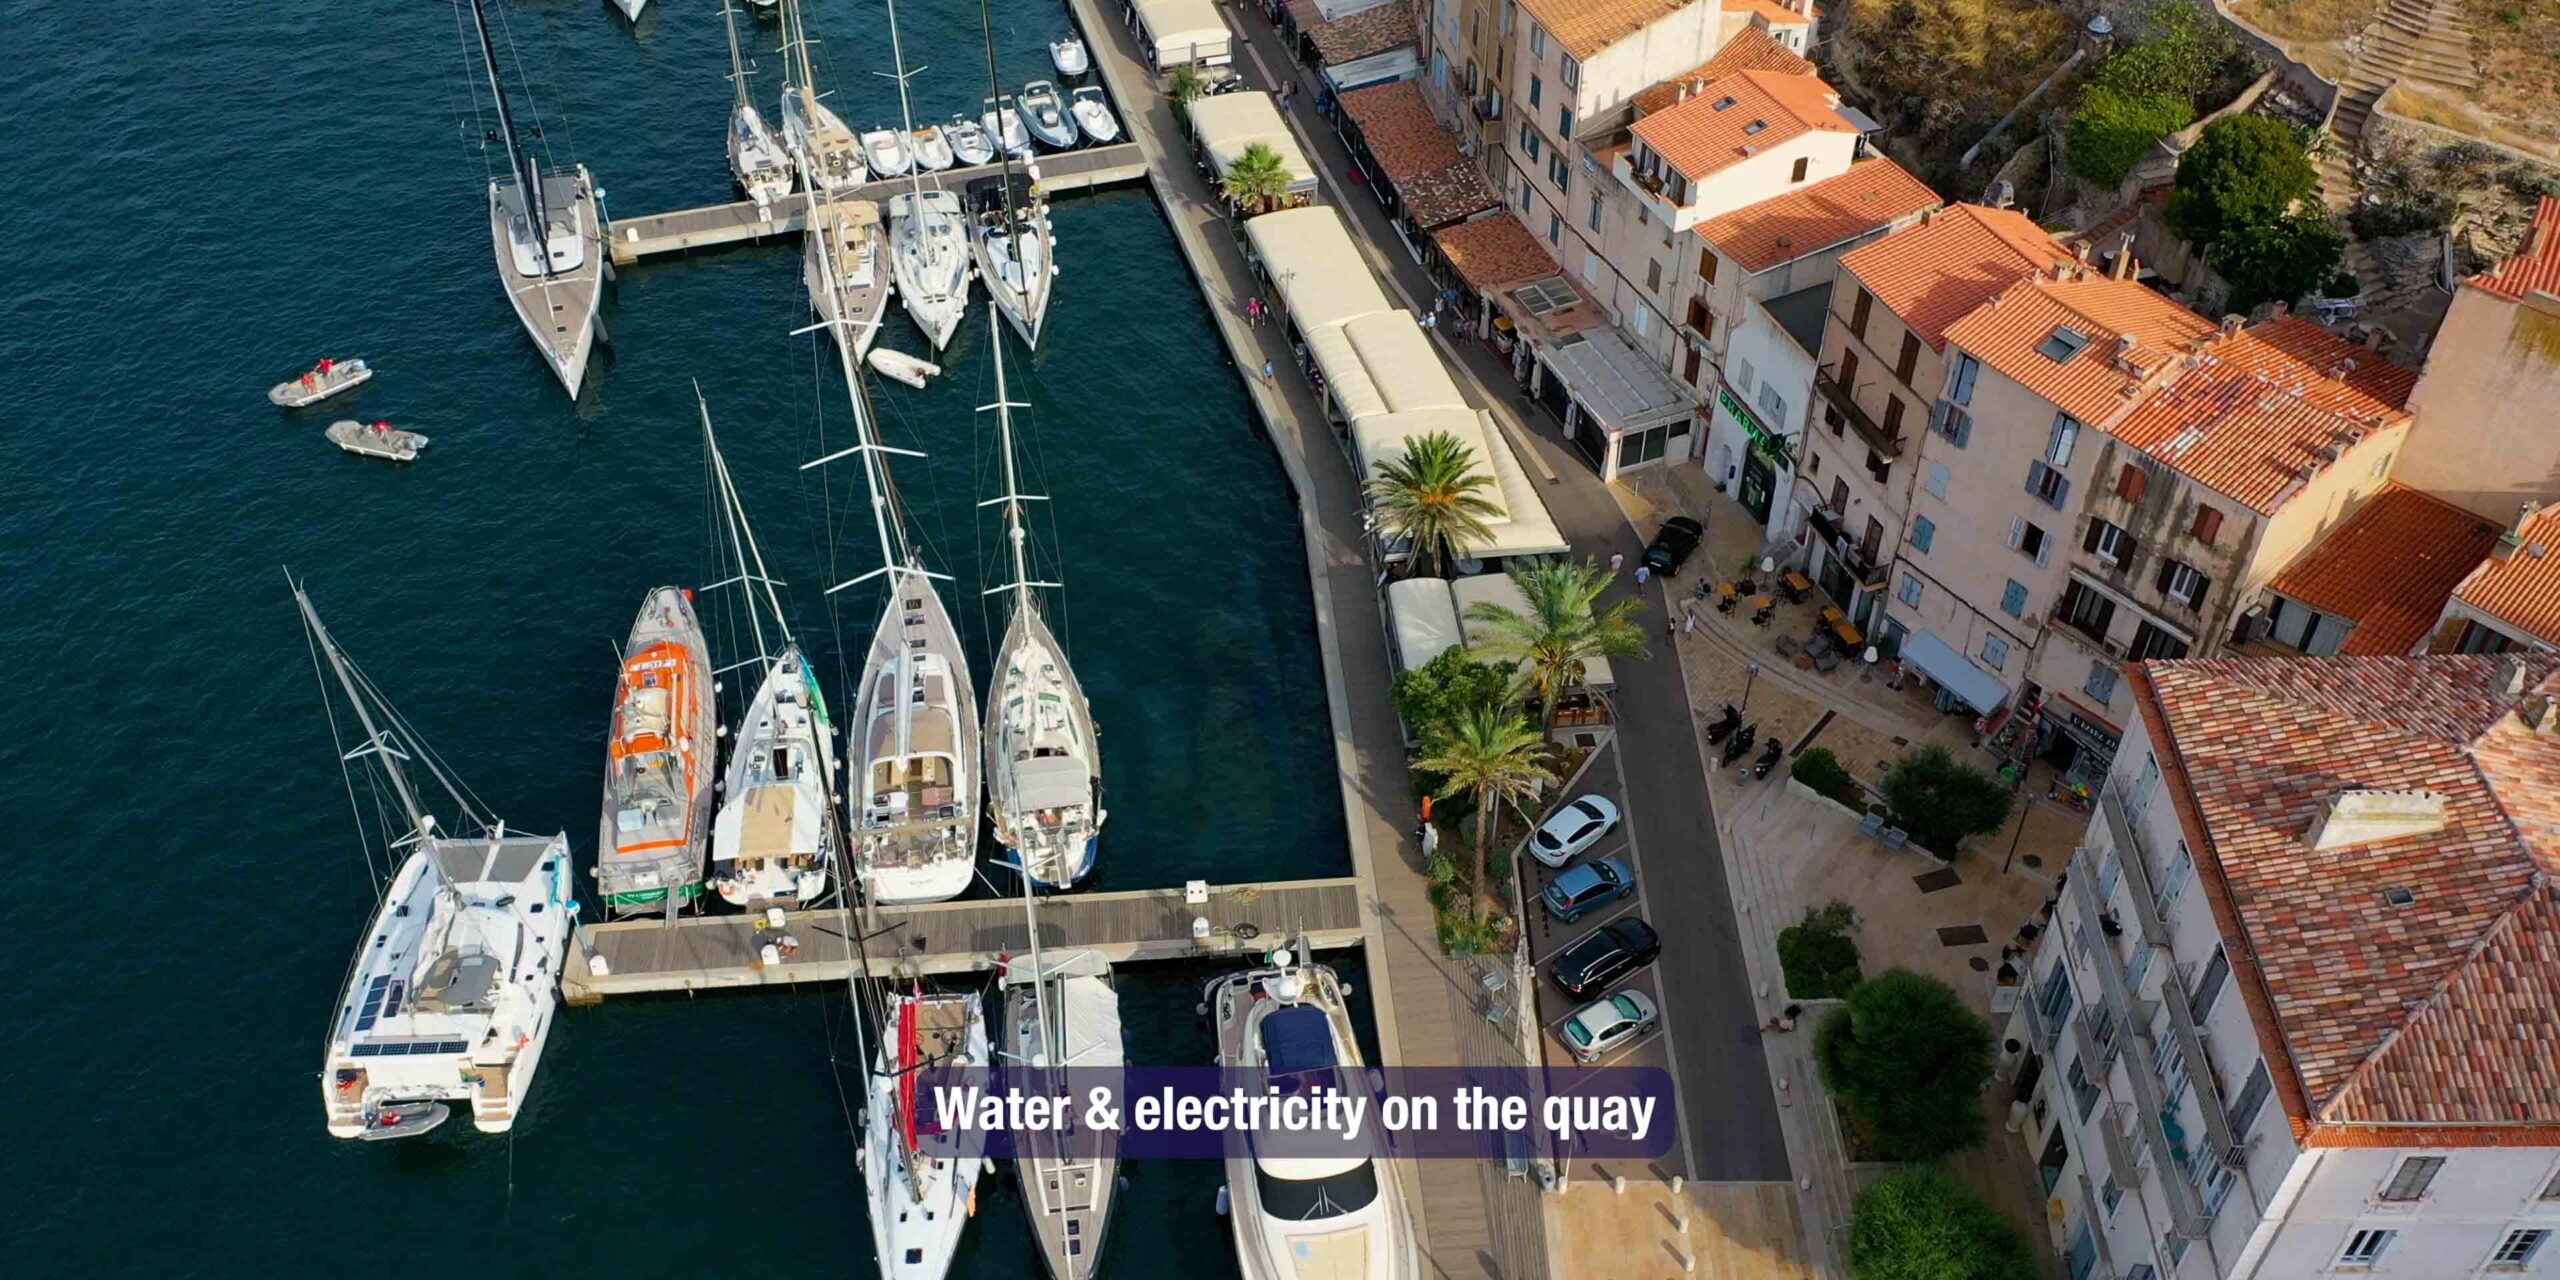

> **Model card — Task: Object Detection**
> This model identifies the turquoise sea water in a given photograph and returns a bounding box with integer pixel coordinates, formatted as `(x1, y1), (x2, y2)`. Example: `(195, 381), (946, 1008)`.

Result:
(1, 1), (1357, 1271)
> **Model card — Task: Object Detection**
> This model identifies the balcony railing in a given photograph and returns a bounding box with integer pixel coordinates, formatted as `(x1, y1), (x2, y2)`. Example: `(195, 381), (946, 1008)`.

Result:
(2069, 850), (2213, 1237)
(1813, 363), (1902, 460)
(2163, 972), (2244, 1162)
(2100, 792), (2175, 948)
(1471, 94), (1503, 123)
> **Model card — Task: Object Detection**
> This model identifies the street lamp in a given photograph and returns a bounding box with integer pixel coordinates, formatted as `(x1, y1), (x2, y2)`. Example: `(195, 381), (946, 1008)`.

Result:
(1741, 661), (1760, 713)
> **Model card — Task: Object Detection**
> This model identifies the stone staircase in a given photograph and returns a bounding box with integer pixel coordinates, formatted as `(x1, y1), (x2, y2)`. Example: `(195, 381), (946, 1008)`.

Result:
(2317, 0), (2483, 209)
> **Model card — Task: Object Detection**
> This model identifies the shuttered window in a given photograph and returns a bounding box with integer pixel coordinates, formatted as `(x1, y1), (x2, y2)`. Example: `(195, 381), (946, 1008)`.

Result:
(2116, 463), (2148, 502)
(2192, 504), (2224, 544)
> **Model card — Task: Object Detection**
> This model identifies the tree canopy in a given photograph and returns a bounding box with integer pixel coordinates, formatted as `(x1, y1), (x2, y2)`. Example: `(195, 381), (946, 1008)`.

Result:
(1390, 648), (1511, 741)
(2168, 114), (2319, 247)
(1849, 1167), (2037, 1280)
(1880, 746), (2013, 854)
(1814, 969), (1998, 1162)
(2211, 207), (2346, 312)
(1462, 557), (1649, 738)
(2066, 86), (2196, 187)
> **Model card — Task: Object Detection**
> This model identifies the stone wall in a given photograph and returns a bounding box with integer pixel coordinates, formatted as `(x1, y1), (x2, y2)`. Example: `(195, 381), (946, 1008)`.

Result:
(2208, 1), (2342, 127)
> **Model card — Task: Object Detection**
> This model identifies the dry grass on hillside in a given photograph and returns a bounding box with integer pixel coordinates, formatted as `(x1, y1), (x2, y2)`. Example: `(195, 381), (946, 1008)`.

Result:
(1827, 0), (2071, 179)
(2232, 0), (2385, 42)
(2465, 0), (2560, 142)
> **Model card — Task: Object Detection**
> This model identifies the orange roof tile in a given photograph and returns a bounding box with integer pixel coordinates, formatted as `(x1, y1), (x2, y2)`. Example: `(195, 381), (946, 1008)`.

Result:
(2138, 655), (2560, 1135)
(1723, 0), (1814, 24)
(2111, 317), (2417, 514)
(1516, 0), (1690, 60)
(1633, 27), (1816, 116)
(1308, 0), (1416, 65)
(2453, 504), (2560, 646)
(1433, 214), (1562, 292)
(1694, 156), (1940, 273)
(2268, 485), (2500, 655)
(1629, 69), (1854, 181)
(1837, 203), (2068, 349)
(1338, 79), (1463, 183)
(2471, 196), (2560, 303)
(1941, 271), (2215, 426)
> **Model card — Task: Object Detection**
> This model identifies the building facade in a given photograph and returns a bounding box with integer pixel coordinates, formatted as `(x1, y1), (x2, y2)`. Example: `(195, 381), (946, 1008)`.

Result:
(2395, 197), (2560, 522)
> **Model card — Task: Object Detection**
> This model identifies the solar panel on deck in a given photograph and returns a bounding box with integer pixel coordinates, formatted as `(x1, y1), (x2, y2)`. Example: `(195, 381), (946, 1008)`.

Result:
(1260, 1005), (1337, 1075)
(355, 975), (392, 1031)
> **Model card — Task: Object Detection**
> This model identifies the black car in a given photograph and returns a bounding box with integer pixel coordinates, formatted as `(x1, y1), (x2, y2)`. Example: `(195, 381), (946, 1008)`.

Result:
(1641, 516), (1704, 576)
(1548, 916), (1662, 998)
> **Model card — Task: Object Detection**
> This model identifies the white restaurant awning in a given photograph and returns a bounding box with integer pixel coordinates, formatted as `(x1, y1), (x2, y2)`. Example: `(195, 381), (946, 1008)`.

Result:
(1899, 631), (2008, 714)
(1384, 578), (1464, 672)
(1130, 0), (1234, 67)
(1244, 207), (1392, 332)
(1189, 93), (1318, 196)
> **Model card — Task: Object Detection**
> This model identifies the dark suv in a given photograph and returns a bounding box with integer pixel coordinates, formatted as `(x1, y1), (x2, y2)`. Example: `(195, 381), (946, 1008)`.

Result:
(1548, 917), (1661, 998)
(1641, 516), (1704, 576)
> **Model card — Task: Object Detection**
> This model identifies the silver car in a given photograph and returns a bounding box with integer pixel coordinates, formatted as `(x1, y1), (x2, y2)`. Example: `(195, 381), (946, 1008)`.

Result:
(1529, 795), (1621, 868)
(1559, 989), (1657, 1063)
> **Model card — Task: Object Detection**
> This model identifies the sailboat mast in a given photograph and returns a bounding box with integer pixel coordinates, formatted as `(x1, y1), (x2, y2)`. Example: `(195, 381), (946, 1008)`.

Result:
(883, 0), (928, 202)
(700, 394), (793, 666)
(294, 585), (436, 844)
(721, 0), (753, 112)
(988, 309), (1037, 610)
(977, 0), (1035, 296)
(465, 0), (552, 274)
(1016, 850), (1060, 1065)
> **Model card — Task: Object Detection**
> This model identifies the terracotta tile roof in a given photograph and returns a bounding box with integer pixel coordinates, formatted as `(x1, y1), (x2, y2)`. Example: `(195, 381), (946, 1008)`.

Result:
(1723, 0), (1814, 24)
(1308, 0), (1416, 65)
(1401, 161), (1501, 229)
(2453, 504), (2560, 646)
(1434, 214), (1563, 291)
(1941, 271), (2216, 427)
(1629, 69), (1855, 181)
(1338, 80), (1463, 182)
(1694, 156), (1940, 273)
(1837, 203), (2068, 350)
(1516, 0), (1689, 60)
(2110, 317), (2417, 514)
(2471, 196), (2560, 303)
(2138, 655), (2560, 1135)
(2268, 485), (2500, 656)
(1632, 26), (1816, 116)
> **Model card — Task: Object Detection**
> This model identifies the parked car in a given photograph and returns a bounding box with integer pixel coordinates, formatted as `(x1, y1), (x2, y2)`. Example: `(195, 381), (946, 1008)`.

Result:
(1548, 916), (1661, 998)
(1558, 989), (1658, 1062)
(1641, 516), (1704, 576)
(1540, 856), (1635, 923)
(1529, 794), (1621, 868)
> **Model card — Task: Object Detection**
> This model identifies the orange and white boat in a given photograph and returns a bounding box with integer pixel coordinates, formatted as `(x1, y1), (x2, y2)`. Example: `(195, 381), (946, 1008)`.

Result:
(595, 587), (717, 917)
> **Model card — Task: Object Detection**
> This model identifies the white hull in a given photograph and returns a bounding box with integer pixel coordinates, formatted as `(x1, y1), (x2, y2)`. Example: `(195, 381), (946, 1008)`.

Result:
(887, 190), (973, 351)
(911, 125), (956, 172)
(1005, 962), (1122, 1280)
(806, 197), (891, 361)
(862, 128), (915, 178)
(710, 648), (838, 910)
(489, 166), (605, 399)
(783, 86), (868, 191)
(732, 105), (797, 206)
(867, 347), (942, 389)
(974, 207), (1054, 350)
(1049, 39), (1089, 78)
(850, 555), (979, 906)
(270, 359), (372, 407)
(867, 992), (989, 1280)
(946, 116), (996, 167)
(982, 99), (1034, 158)
(326, 420), (428, 462)
(985, 604), (1099, 885)
(1069, 89), (1120, 145)
(1019, 81), (1076, 150)
(613, 0), (648, 20)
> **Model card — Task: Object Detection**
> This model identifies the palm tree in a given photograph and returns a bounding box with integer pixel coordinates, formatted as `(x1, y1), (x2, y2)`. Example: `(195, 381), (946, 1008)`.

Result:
(1222, 141), (1296, 215)
(1417, 704), (1552, 915)
(1465, 557), (1651, 740)
(1364, 430), (1500, 578)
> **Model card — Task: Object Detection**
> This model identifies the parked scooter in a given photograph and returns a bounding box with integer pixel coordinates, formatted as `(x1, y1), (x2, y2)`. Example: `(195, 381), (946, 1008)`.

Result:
(1704, 703), (1743, 744)
(1720, 723), (1758, 766)
(1744, 737), (1784, 782)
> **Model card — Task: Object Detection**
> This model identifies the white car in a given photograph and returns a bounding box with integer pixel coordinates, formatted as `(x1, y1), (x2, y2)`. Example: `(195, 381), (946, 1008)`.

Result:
(1530, 795), (1621, 868)
(1559, 990), (1657, 1063)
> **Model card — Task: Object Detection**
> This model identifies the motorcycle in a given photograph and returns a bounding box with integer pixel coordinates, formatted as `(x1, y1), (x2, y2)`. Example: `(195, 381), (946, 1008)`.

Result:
(1704, 703), (1743, 744)
(1746, 738), (1784, 781)
(1720, 723), (1758, 766)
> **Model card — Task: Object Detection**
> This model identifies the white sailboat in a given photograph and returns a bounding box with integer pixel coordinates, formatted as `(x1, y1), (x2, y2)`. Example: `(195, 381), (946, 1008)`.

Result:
(299, 581), (572, 1142)
(464, 0), (605, 398)
(806, 189), (891, 361)
(865, 984), (989, 1280)
(968, 15), (1058, 350)
(778, 0), (867, 192)
(723, 0), (795, 205)
(880, 0), (973, 350)
(612, 0), (649, 22)
(1001, 938), (1121, 1280)
(1207, 941), (1423, 1280)
(700, 399), (838, 911)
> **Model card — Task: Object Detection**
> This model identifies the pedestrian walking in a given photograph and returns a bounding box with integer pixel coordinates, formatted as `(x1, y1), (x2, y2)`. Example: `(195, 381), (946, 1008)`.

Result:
(1608, 552), (1624, 575)
(1261, 358), (1276, 384)
(1683, 613), (1697, 637)
(1634, 564), (1652, 587)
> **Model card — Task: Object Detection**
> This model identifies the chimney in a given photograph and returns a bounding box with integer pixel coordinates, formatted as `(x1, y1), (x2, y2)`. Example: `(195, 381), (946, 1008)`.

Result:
(2495, 500), (2540, 561)
(2112, 231), (2137, 279)
(2364, 326), (2386, 352)
(2072, 238), (2093, 266)
(2305, 790), (2451, 854)
(1678, 81), (1692, 102)
(2505, 655), (2531, 695)
(2220, 314), (2246, 338)
(2271, 300), (2290, 321)
(2527, 693), (2560, 734)
(2113, 333), (2139, 370)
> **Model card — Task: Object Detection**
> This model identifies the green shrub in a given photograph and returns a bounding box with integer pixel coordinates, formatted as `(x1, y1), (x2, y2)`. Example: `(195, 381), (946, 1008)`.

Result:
(1814, 969), (1997, 1161)
(2087, 3), (2232, 105)
(2066, 86), (2196, 186)
(1790, 746), (1864, 807)
(1849, 1167), (2036, 1280)
(1391, 649), (1512, 741)
(1777, 901), (1864, 999)
(2168, 115), (2319, 248)
(1881, 746), (2014, 854)
(2212, 208), (2346, 312)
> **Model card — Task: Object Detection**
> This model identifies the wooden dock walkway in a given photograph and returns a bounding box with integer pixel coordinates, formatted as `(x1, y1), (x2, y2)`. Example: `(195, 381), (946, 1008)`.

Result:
(607, 142), (1148, 264)
(561, 876), (1363, 1002)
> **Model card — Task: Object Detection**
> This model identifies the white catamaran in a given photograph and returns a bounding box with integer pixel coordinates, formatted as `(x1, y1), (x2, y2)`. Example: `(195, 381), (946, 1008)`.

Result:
(463, 0), (605, 398)
(777, 0), (866, 192)
(594, 587), (718, 917)
(300, 582), (572, 1142)
(879, 0), (973, 351)
(722, 0), (795, 206)
(701, 399), (838, 910)
(1208, 942), (1423, 1280)
(979, 309), (1099, 882)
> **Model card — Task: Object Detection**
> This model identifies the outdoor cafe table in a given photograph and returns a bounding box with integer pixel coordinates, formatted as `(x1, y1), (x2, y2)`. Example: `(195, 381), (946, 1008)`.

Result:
(1783, 570), (1815, 596)
(1832, 619), (1863, 648)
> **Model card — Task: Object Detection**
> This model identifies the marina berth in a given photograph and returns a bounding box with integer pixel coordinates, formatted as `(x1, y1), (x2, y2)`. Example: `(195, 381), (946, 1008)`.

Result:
(1187, 92), (1317, 201)
(1128, 0), (1234, 69)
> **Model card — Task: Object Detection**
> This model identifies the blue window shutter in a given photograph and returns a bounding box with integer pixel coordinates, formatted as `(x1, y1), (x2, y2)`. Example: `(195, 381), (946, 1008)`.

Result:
(2003, 580), (2028, 617)
(1913, 516), (1935, 552)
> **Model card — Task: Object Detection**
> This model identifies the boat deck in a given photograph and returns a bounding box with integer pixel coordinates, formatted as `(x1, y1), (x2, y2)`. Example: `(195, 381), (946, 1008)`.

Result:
(609, 142), (1146, 264)
(562, 876), (1362, 1002)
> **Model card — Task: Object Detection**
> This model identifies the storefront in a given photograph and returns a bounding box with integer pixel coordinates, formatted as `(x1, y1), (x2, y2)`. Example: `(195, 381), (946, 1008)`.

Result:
(1803, 509), (1886, 633)
(1528, 327), (1692, 481)
(2028, 687), (2120, 800)
(1709, 383), (1793, 527)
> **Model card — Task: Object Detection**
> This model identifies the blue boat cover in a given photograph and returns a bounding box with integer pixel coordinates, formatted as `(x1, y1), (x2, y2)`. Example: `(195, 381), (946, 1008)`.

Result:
(1260, 1004), (1338, 1076)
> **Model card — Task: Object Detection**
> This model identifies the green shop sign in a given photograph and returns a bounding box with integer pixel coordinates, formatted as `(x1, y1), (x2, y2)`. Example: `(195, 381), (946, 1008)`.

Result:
(1716, 386), (1791, 462)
